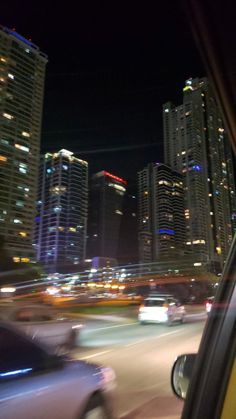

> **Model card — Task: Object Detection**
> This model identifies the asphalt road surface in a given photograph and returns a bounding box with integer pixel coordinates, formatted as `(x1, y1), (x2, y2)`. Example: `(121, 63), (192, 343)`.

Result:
(72, 311), (206, 418)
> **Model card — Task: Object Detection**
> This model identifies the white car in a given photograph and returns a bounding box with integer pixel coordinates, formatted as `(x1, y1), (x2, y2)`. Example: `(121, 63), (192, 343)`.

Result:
(0, 303), (83, 352)
(0, 323), (116, 418)
(138, 294), (186, 326)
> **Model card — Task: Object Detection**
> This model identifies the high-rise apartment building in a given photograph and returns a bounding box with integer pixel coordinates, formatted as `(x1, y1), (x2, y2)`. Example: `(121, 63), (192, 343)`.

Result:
(0, 26), (47, 263)
(138, 163), (185, 263)
(35, 149), (88, 272)
(87, 171), (127, 260)
(163, 77), (236, 268)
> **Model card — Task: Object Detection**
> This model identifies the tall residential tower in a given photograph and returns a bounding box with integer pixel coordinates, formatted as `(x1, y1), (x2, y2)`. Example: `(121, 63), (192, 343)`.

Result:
(35, 149), (88, 272)
(87, 171), (127, 260)
(138, 163), (185, 263)
(0, 26), (47, 263)
(163, 77), (236, 268)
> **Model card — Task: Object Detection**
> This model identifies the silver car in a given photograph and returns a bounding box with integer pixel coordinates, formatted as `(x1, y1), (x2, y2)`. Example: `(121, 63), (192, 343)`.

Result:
(0, 323), (116, 418)
(0, 303), (83, 351)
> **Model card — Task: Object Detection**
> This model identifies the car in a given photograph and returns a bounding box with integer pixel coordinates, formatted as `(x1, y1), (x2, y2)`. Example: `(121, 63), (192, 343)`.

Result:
(0, 303), (83, 352)
(138, 293), (186, 326)
(205, 296), (214, 315)
(0, 323), (116, 419)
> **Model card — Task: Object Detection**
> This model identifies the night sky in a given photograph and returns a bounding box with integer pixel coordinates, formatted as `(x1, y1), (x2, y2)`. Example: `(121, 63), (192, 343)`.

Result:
(2, 1), (204, 181)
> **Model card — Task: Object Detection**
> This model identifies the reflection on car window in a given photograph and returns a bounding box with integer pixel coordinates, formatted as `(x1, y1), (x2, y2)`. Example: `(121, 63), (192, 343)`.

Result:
(15, 309), (34, 322)
(0, 327), (46, 378)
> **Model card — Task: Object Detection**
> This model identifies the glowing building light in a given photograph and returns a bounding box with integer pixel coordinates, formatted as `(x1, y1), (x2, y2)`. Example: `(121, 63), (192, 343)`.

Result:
(158, 229), (175, 235)
(103, 171), (127, 185)
(22, 131), (30, 137)
(3, 112), (14, 120)
(15, 144), (30, 152)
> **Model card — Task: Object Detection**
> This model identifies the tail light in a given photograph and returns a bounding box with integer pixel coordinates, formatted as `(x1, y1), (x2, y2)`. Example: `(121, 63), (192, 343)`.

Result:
(206, 302), (212, 312)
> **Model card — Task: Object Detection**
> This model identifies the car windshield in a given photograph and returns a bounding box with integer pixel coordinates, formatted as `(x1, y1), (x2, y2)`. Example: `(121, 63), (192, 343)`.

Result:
(0, 1), (235, 418)
(144, 299), (165, 307)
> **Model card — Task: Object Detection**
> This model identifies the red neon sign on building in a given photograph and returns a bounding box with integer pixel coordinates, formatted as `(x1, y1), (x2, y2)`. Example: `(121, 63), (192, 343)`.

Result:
(103, 171), (127, 185)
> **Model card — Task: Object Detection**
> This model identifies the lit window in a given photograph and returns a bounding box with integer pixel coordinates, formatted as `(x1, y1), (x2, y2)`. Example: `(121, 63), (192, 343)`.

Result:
(15, 144), (30, 153)
(19, 167), (27, 174)
(8, 73), (14, 80)
(69, 227), (76, 232)
(16, 201), (24, 208)
(25, 48), (30, 53)
(0, 57), (6, 63)
(0, 155), (7, 162)
(50, 186), (67, 195)
(58, 227), (64, 232)
(115, 210), (123, 215)
(108, 183), (126, 192)
(21, 258), (30, 263)
(13, 219), (22, 224)
(0, 77), (5, 82)
(22, 131), (30, 138)
(181, 151), (186, 155)
(13, 257), (20, 263)
(3, 113), (14, 120)
(62, 165), (68, 170)
(19, 232), (27, 237)
(53, 206), (62, 213)
(192, 240), (206, 244)
(164, 108), (169, 113)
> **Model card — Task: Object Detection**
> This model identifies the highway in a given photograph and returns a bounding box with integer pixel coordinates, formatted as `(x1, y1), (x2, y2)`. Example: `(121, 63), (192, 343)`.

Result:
(72, 310), (206, 418)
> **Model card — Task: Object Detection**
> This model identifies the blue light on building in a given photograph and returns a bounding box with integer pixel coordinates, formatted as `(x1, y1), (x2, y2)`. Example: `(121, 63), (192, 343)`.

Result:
(158, 229), (175, 235)
(192, 165), (201, 172)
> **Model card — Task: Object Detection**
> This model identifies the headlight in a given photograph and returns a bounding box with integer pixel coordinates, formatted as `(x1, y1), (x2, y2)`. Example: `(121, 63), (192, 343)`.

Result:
(100, 367), (116, 389)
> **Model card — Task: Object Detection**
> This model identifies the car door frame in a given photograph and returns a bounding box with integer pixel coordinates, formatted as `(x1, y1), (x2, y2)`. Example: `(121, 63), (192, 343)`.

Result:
(181, 234), (236, 419)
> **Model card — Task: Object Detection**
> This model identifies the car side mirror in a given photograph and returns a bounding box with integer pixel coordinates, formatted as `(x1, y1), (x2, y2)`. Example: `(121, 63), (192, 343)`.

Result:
(171, 353), (197, 400)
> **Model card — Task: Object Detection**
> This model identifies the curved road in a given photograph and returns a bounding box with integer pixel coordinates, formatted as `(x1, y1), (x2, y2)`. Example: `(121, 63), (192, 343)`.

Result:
(72, 312), (206, 418)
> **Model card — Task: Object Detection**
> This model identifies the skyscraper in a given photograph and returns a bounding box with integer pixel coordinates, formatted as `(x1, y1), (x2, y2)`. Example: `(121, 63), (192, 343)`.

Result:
(138, 163), (185, 263)
(87, 171), (127, 260)
(35, 149), (88, 272)
(0, 26), (47, 263)
(163, 77), (236, 268)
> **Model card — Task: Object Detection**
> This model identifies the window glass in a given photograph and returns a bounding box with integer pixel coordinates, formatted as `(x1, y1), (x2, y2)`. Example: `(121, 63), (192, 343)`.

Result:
(144, 299), (164, 307)
(0, 327), (47, 378)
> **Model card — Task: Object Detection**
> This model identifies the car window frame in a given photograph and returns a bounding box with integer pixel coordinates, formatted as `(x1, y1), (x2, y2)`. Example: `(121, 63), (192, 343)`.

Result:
(181, 234), (236, 419)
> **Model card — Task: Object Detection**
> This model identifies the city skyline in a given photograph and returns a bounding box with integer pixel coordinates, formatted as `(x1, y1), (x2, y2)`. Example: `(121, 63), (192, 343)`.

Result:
(1, 2), (205, 179)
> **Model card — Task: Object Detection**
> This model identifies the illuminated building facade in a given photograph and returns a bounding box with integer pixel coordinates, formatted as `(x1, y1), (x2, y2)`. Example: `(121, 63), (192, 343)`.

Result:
(0, 26), (47, 263)
(163, 77), (236, 267)
(87, 171), (127, 259)
(138, 163), (185, 263)
(35, 149), (88, 271)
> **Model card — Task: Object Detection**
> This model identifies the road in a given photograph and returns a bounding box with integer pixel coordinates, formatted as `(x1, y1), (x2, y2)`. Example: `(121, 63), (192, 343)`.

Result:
(71, 311), (206, 418)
